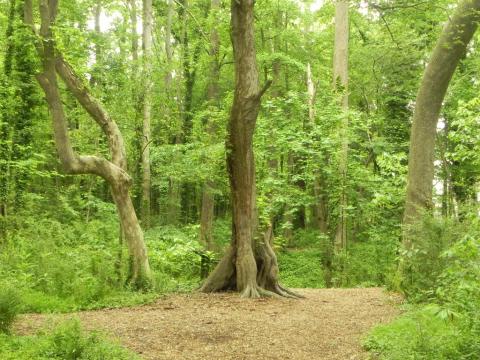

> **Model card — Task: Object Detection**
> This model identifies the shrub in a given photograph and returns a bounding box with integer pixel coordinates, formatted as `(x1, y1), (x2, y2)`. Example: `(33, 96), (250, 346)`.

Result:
(364, 306), (462, 360)
(0, 319), (139, 360)
(278, 248), (325, 288)
(0, 282), (21, 334)
(366, 212), (480, 359)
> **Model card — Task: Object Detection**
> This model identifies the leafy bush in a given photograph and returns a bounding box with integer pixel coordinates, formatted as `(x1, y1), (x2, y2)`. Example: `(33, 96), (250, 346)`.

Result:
(0, 319), (139, 360)
(278, 248), (324, 288)
(364, 306), (462, 360)
(366, 212), (480, 359)
(398, 216), (460, 301)
(332, 232), (398, 288)
(0, 282), (21, 334)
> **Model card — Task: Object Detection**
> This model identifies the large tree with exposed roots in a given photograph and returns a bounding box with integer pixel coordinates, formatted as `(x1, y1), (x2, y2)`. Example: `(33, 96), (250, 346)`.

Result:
(200, 0), (300, 299)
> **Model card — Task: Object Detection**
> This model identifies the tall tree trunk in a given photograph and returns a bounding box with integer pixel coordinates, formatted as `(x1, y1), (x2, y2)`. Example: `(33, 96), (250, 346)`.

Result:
(164, 0), (181, 225)
(333, 0), (349, 251)
(199, 0), (221, 251)
(141, 0), (153, 228)
(403, 0), (480, 247)
(307, 63), (328, 234)
(26, 0), (151, 288)
(0, 0), (16, 242)
(89, 0), (102, 86)
(200, 0), (300, 299)
(129, 0), (138, 62)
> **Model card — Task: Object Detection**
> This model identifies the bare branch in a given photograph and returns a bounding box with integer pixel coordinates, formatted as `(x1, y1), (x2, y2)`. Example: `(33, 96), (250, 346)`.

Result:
(257, 79), (273, 99)
(55, 57), (127, 169)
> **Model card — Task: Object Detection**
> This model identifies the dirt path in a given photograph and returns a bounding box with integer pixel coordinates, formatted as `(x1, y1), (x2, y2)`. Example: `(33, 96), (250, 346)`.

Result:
(16, 288), (400, 360)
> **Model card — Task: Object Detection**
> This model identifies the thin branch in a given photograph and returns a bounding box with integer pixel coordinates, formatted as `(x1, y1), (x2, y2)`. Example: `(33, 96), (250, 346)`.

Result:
(257, 79), (273, 99)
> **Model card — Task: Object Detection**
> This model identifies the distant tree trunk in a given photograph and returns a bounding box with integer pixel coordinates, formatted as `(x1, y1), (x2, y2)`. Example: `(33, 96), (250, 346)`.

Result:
(89, 0), (102, 86)
(403, 0), (480, 247)
(307, 63), (328, 234)
(26, 0), (151, 288)
(333, 0), (349, 251)
(129, 0), (138, 62)
(263, 10), (282, 239)
(0, 0), (16, 242)
(164, 0), (181, 225)
(141, 0), (153, 228)
(200, 0), (300, 299)
(199, 0), (221, 251)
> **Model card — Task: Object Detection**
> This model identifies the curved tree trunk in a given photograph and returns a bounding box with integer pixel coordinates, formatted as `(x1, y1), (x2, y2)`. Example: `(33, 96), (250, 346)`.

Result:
(403, 0), (480, 247)
(200, 0), (300, 299)
(25, 0), (151, 288)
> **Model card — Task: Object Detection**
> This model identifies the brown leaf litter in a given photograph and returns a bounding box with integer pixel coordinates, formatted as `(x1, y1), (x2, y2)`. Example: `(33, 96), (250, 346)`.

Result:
(15, 288), (401, 360)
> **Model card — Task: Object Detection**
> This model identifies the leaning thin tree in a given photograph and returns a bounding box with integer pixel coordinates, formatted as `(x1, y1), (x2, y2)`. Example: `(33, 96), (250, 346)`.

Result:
(403, 0), (480, 247)
(25, 0), (151, 288)
(200, 0), (300, 299)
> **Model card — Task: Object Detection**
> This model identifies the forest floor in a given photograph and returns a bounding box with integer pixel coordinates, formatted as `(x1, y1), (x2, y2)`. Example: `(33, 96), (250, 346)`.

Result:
(15, 288), (401, 360)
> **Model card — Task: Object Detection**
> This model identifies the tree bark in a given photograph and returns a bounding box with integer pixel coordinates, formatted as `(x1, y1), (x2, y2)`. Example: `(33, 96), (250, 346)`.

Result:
(26, 0), (151, 288)
(333, 0), (349, 251)
(200, 0), (300, 299)
(141, 0), (153, 228)
(403, 0), (480, 247)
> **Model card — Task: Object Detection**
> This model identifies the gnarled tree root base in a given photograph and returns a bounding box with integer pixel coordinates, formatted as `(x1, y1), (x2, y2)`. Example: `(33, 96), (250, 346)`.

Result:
(200, 230), (304, 299)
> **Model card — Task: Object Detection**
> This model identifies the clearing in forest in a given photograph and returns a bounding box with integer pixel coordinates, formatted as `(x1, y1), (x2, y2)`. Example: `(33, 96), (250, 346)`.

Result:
(16, 288), (400, 360)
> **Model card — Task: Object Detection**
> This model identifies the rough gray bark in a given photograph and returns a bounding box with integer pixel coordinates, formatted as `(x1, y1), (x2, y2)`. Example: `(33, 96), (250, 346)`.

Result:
(27, 0), (151, 288)
(403, 0), (480, 247)
(333, 0), (349, 251)
(200, 0), (300, 299)
(141, 0), (153, 228)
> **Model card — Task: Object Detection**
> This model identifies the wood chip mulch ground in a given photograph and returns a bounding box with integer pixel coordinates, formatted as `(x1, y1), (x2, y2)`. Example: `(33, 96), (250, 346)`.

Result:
(16, 288), (401, 360)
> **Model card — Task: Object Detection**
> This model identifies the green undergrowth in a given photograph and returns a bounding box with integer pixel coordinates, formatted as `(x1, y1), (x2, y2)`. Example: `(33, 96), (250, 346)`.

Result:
(0, 214), (206, 314)
(0, 319), (140, 360)
(278, 248), (325, 288)
(277, 228), (398, 289)
(364, 305), (469, 360)
(364, 214), (480, 359)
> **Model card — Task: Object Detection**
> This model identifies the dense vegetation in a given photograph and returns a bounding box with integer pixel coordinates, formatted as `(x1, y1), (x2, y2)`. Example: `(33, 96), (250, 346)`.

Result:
(0, 0), (479, 358)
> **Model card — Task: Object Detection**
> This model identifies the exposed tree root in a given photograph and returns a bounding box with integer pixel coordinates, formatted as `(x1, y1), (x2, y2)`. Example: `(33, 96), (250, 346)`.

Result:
(200, 225), (304, 299)
(199, 246), (235, 292)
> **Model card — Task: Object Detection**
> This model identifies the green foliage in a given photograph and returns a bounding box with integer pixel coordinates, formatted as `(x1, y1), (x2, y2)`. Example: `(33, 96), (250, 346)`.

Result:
(332, 235), (397, 288)
(366, 212), (480, 359)
(364, 306), (462, 360)
(398, 215), (475, 301)
(0, 319), (139, 360)
(278, 248), (325, 288)
(146, 224), (206, 292)
(0, 210), (201, 313)
(0, 282), (21, 334)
